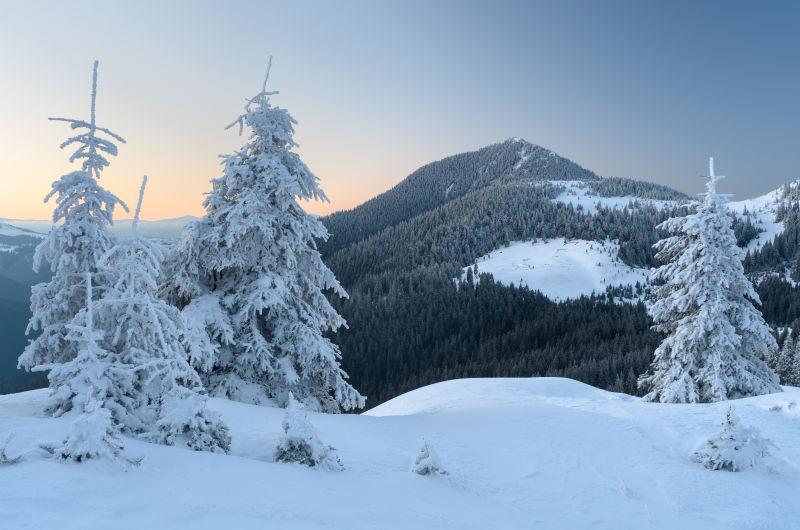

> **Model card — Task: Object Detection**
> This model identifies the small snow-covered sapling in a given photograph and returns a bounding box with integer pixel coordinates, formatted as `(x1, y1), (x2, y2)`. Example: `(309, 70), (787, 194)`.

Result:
(274, 394), (343, 471)
(412, 440), (447, 476)
(692, 406), (772, 472)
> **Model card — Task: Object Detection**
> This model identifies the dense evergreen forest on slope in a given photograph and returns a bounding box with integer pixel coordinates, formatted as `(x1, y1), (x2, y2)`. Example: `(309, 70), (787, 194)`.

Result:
(332, 270), (654, 404)
(322, 140), (800, 408)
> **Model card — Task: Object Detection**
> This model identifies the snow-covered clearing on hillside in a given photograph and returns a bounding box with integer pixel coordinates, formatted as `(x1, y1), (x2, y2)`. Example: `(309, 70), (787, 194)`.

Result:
(546, 180), (675, 214)
(1, 378), (799, 529)
(463, 238), (647, 301)
(728, 186), (787, 252)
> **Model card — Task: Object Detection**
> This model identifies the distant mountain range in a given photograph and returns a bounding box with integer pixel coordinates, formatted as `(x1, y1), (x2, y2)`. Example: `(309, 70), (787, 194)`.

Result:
(2, 139), (799, 404)
(0, 215), (197, 240)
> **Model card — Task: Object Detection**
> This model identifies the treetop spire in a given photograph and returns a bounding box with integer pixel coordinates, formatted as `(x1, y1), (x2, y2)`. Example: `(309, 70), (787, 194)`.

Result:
(48, 60), (126, 179)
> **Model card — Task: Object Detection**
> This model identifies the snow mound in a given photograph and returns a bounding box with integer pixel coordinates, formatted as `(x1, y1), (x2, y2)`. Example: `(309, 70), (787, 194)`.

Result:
(366, 377), (627, 417)
(463, 238), (647, 301)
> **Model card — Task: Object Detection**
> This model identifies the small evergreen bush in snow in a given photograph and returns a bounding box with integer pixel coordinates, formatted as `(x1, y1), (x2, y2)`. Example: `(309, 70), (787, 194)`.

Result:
(274, 395), (343, 471)
(412, 441), (447, 476)
(692, 407), (771, 472)
(55, 405), (124, 464)
(155, 388), (231, 454)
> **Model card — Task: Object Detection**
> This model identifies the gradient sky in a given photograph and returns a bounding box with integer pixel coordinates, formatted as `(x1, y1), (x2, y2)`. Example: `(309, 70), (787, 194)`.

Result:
(1, 0), (799, 220)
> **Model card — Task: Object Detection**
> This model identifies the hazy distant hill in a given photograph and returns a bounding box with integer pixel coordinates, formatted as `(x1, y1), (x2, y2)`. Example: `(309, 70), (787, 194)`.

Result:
(0, 225), (48, 393)
(0, 215), (196, 240)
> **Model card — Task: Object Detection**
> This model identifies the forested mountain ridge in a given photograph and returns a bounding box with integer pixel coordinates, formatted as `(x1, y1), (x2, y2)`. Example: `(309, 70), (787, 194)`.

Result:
(319, 141), (800, 406)
(320, 139), (605, 256)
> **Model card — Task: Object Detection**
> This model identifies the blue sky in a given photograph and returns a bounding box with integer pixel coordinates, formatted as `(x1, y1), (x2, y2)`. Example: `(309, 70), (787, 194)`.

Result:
(1, 0), (798, 218)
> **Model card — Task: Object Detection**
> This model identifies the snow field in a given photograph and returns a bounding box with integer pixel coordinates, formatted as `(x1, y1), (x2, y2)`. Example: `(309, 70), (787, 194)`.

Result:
(462, 238), (648, 301)
(2, 378), (799, 530)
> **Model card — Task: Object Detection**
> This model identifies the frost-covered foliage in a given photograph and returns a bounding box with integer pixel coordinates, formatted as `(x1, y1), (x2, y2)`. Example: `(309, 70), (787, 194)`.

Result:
(768, 335), (800, 386)
(155, 387), (230, 453)
(56, 406), (124, 463)
(412, 441), (447, 476)
(161, 58), (363, 412)
(274, 394), (343, 470)
(19, 61), (127, 372)
(640, 159), (781, 403)
(84, 177), (229, 452)
(45, 272), (125, 463)
(692, 406), (771, 471)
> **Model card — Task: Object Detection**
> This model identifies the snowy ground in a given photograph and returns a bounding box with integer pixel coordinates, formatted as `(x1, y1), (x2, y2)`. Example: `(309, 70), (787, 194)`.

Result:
(547, 180), (677, 214)
(462, 238), (648, 300)
(2, 378), (798, 529)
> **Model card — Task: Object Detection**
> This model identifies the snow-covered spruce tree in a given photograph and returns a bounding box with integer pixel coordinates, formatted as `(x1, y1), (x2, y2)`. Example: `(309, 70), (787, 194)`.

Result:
(274, 393), (343, 471)
(692, 406), (771, 471)
(639, 158), (781, 402)
(47, 272), (125, 463)
(19, 60), (128, 374)
(94, 177), (230, 453)
(412, 441), (447, 476)
(770, 335), (797, 385)
(161, 58), (364, 412)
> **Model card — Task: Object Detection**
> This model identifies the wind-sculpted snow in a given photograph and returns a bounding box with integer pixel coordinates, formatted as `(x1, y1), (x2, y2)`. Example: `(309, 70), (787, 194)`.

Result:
(365, 377), (626, 416)
(1, 378), (799, 529)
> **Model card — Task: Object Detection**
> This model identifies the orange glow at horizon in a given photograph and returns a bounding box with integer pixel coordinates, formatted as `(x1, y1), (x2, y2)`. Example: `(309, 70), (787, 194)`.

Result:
(0, 123), (404, 222)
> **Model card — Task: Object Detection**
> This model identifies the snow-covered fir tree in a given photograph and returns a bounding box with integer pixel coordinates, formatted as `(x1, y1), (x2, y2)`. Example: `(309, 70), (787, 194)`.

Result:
(412, 441), (447, 476)
(92, 177), (230, 452)
(47, 272), (125, 463)
(161, 58), (364, 412)
(19, 61), (128, 373)
(274, 393), (343, 470)
(772, 335), (797, 385)
(692, 406), (771, 471)
(640, 158), (782, 402)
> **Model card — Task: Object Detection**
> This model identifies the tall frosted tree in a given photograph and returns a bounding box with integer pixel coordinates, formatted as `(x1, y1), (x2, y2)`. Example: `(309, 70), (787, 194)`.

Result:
(19, 61), (128, 373)
(162, 58), (364, 412)
(92, 177), (230, 452)
(640, 158), (781, 402)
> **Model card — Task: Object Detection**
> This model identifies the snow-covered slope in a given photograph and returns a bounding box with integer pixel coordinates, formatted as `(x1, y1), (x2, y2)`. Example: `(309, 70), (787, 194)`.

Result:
(1, 378), (798, 529)
(548, 180), (677, 214)
(463, 238), (648, 300)
(728, 183), (797, 251)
